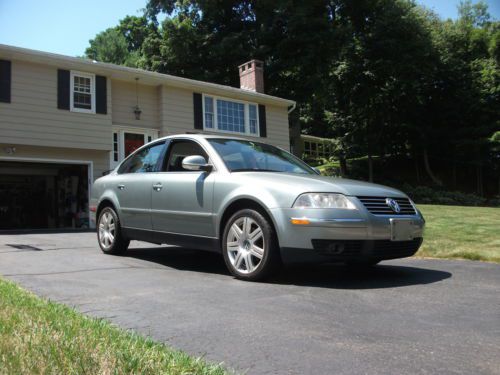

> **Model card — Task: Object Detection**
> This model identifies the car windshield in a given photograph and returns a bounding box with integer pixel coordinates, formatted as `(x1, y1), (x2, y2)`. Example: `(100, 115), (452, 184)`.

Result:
(208, 138), (316, 174)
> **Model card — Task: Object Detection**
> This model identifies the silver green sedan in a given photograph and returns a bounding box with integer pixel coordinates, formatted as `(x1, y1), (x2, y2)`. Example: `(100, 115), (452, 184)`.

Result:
(90, 134), (425, 281)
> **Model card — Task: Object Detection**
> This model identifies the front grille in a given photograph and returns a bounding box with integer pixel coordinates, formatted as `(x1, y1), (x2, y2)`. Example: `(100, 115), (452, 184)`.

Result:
(357, 196), (417, 215)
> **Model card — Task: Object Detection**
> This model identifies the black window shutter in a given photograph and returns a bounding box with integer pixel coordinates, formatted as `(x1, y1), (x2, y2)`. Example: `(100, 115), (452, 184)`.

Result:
(95, 75), (107, 114)
(193, 92), (203, 130)
(57, 69), (70, 110)
(258, 104), (267, 137)
(0, 60), (11, 103)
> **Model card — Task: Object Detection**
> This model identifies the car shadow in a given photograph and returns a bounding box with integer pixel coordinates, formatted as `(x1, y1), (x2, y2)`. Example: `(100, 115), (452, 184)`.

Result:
(271, 263), (452, 289)
(125, 246), (452, 290)
(125, 246), (230, 276)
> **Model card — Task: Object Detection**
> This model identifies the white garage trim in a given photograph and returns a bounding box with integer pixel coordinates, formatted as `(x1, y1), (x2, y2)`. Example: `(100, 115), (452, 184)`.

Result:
(0, 156), (94, 229)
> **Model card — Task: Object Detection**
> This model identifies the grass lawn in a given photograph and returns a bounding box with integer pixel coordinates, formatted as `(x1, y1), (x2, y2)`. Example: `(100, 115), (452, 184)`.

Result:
(0, 278), (226, 375)
(416, 204), (500, 263)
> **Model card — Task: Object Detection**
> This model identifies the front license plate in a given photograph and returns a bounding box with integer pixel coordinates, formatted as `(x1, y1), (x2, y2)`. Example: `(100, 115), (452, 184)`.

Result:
(390, 219), (414, 241)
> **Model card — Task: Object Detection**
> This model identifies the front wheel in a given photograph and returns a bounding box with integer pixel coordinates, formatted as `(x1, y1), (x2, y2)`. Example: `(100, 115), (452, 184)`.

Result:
(222, 209), (281, 281)
(97, 207), (129, 255)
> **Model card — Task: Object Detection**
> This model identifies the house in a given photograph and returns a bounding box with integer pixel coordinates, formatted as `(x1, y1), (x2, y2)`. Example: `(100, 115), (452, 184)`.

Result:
(301, 135), (337, 161)
(0, 44), (295, 230)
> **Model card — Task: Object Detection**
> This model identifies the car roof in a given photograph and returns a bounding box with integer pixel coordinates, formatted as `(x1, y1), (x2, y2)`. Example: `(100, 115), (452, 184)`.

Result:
(158, 133), (259, 142)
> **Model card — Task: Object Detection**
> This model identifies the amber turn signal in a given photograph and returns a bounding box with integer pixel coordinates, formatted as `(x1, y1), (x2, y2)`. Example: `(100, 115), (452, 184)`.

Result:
(290, 218), (310, 225)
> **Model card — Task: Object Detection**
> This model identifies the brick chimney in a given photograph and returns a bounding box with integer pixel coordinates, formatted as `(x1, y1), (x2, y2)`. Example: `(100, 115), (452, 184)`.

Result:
(238, 60), (264, 93)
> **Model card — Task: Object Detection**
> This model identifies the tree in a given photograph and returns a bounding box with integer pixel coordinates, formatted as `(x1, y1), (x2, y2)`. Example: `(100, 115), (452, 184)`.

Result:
(85, 16), (158, 67)
(86, 28), (134, 66)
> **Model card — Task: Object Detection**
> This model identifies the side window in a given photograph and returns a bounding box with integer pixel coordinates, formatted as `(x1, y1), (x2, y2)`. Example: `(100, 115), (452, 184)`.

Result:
(118, 142), (165, 174)
(165, 141), (208, 172)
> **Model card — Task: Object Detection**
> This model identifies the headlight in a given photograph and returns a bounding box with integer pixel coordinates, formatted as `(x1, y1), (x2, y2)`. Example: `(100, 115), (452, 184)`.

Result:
(293, 193), (357, 209)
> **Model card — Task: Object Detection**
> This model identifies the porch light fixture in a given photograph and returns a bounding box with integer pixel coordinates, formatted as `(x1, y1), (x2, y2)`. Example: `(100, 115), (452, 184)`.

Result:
(133, 77), (142, 120)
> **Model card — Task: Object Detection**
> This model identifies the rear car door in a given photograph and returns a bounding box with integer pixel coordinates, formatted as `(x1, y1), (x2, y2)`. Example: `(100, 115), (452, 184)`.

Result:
(151, 139), (215, 237)
(114, 141), (166, 230)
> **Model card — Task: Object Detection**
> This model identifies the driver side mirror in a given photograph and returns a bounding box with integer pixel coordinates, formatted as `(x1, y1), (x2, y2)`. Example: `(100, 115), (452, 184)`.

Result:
(182, 155), (213, 172)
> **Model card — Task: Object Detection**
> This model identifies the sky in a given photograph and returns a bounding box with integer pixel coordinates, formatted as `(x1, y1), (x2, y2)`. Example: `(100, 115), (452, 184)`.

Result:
(1, 0), (499, 58)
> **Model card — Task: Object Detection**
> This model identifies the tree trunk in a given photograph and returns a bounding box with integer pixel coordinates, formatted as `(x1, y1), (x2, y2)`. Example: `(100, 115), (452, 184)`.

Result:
(414, 156), (420, 184)
(368, 153), (374, 182)
(476, 163), (483, 196)
(339, 157), (348, 177)
(423, 148), (442, 186)
(475, 144), (484, 196)
(451, 162), (457, 188)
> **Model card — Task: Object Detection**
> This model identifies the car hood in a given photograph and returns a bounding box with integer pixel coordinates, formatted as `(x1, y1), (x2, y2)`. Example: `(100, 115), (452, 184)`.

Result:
(234, 172), (407, 198)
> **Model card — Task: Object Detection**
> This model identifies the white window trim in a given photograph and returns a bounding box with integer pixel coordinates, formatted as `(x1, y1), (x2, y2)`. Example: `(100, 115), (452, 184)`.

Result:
(70, 70), (96, 114)
(202, 94), (260, 137)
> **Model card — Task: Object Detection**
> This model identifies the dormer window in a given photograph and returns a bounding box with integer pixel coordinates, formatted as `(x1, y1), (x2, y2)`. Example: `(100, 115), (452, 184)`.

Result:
(70, 71), (95, 113)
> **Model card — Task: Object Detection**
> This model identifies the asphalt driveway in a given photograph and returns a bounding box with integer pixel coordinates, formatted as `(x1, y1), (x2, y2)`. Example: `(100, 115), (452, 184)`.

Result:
(0, 232), (499, 375)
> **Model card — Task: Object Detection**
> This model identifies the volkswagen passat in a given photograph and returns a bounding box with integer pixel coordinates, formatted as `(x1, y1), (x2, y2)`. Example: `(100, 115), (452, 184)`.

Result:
(90, 134), (425, 281)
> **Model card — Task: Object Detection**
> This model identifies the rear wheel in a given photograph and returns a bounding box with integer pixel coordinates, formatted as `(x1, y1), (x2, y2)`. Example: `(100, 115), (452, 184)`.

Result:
(97, 207), (129, 255)
(222, 209), (281, 281)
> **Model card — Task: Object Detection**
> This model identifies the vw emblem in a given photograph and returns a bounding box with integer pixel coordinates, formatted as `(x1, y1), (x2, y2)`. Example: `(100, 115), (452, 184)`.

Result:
(385, 198), (401, 213)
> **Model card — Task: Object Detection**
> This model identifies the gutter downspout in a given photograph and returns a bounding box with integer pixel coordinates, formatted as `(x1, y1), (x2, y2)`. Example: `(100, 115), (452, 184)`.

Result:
(288, 102), (298, 155)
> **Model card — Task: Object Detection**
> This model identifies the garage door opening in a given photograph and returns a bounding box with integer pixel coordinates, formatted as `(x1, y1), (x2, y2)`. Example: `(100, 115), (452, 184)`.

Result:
(0, 161), (89, 230)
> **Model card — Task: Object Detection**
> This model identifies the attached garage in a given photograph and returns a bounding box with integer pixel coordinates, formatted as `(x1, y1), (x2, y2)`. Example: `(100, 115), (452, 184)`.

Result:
(0, 159), (91, 230)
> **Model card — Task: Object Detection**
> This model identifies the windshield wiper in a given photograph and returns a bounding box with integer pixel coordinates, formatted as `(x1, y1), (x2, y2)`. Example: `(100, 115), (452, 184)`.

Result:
(231, 168), (282, 172)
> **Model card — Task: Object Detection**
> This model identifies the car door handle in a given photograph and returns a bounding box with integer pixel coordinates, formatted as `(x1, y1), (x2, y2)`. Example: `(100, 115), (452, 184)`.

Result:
(117, 184), (125, 190)
(152, 183), (163, 191)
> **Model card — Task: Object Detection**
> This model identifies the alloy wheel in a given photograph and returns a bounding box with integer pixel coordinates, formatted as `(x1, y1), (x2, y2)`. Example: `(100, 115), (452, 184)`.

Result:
(99, 211), (115, 250)
(226, 217), (265, 274)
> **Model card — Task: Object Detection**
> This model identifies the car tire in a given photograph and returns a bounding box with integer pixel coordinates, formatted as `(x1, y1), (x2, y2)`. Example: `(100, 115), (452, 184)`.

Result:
(97, 206), (130, 255)
(222, 208), (281, 281)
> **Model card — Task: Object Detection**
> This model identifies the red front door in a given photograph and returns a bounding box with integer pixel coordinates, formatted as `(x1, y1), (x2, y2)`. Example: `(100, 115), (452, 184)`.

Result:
(124, 132), (145, 157)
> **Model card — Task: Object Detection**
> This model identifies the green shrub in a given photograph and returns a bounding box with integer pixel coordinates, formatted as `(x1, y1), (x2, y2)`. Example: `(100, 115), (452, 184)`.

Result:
(401, 185), (494, 206)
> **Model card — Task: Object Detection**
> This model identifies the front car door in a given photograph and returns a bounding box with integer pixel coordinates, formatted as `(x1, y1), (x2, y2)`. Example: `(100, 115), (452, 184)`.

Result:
(151, 139), (215, 238)
(113, 141), (166, 230)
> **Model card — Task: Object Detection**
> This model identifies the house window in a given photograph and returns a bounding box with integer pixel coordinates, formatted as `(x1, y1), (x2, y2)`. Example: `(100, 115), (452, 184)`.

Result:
(304, 141), (311, 156)
(249, 104), (258, 134)
(203, 95), (259, 136)
(204, 96), (214, 129)
(70, 71), (95, 113)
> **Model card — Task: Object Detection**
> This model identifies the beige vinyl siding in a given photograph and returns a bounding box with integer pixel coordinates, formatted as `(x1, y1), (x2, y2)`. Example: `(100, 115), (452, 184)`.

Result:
(0, 143), (109, 180)
(0, 60), (112, 151)
(261, 104), (290, 150)
(160, 86), (193, 135)
(160, 86), (290, 150)
(111, 80), (159, 129)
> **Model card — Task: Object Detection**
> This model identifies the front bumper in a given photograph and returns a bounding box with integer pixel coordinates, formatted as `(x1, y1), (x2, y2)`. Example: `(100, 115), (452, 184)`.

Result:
(270, 204), (425, 264)
(280, 238), (423, 263)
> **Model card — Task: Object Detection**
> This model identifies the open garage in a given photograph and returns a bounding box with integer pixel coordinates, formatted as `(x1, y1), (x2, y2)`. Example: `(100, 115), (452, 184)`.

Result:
(0, 160), (90, 230)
